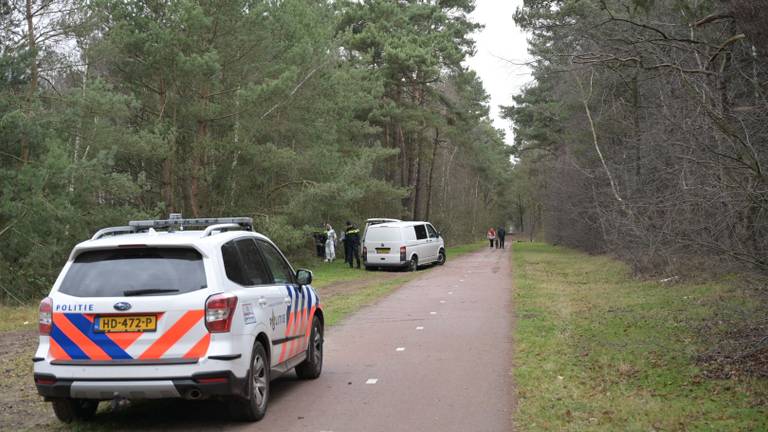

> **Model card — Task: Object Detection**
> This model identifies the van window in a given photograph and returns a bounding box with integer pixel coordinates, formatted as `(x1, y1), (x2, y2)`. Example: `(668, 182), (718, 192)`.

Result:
(59, 248), (206, 297)
(414, 224), (428, 240)
(427, 224), (439, 238)
(366, 227), (402, 242)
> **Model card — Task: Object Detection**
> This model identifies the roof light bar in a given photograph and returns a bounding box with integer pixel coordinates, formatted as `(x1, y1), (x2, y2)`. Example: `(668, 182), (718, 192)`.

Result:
(128, 216), (254, 232)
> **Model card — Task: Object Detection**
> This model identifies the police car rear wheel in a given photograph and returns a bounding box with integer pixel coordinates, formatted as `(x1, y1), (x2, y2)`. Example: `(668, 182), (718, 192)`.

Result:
(437, 250), (446, 265)
(51, 398), (98, 423)
(231, 341), (269, 422)
(296, 316), (323, 379)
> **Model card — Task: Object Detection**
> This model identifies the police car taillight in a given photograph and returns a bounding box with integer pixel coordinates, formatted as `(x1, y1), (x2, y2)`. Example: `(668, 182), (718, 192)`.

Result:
(205, 293), (238, 333)
(39, 297), (52, 335)
(400, 246), (406, 262)
(362, 246), (367, 260)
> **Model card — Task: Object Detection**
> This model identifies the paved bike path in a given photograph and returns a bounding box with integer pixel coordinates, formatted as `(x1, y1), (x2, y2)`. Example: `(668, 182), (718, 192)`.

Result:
(249, 246), (515, 432)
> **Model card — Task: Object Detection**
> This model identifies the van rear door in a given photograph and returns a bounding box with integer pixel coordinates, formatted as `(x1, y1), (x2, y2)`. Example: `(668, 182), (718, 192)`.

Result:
(364, 226), (404, 266)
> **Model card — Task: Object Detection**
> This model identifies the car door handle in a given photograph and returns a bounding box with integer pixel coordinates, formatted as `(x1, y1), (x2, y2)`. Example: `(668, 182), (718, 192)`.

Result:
(283, 297), (292, 305)
(257, 298), (268, 307)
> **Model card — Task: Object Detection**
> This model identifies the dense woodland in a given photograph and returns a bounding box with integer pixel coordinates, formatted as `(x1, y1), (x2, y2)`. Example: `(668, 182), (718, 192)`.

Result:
(0, 0), (514, 302)
(507, 0), (768, 276)
(6, 0), (764, 303)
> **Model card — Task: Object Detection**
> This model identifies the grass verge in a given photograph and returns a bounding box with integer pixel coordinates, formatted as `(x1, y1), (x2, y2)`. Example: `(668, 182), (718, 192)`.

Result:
(0, 305), (38, 333)
(513, 242), (768, 431)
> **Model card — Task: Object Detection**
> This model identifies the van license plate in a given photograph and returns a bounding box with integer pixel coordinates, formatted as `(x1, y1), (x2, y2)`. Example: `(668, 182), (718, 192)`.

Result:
(375, 248), (390, 254)
(95, 315), (157, 333)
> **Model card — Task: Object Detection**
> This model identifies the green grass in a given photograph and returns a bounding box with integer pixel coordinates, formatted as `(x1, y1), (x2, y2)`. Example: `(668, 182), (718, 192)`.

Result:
(0, 305), (38, 333)
(513, 242), (768, 431)
(299, 258), (384, 289)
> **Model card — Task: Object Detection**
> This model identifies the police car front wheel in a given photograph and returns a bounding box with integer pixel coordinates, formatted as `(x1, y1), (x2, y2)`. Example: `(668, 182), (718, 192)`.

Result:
(51, 398), (98, 423)
(295, 316), (323, 379)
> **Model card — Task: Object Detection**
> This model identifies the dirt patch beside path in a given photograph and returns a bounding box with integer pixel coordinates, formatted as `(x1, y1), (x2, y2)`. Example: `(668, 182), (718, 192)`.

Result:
(0, 329), (54, 431)
(314, 270), (403, 300)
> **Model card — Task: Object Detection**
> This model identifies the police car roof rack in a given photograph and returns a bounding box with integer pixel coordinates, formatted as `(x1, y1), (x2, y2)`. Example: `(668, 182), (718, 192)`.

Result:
(91, 226), (137, 241)
(128, 214), (254, 233)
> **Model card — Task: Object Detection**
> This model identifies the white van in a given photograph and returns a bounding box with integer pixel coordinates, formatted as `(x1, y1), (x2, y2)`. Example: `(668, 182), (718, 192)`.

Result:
(361, 218), (401, 243)
(362, 221), (445, 271)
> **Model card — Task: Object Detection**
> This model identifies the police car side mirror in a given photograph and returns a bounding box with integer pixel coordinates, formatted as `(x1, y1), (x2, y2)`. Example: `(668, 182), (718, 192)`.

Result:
(296, 269), (313, 286)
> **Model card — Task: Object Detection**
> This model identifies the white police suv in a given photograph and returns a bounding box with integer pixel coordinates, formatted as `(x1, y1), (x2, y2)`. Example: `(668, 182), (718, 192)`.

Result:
(33, 215), (323, 423)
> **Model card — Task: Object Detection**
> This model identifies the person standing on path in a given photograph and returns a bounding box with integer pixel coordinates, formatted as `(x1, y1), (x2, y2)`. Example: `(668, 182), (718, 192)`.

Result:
(325, 224), (337, 262)
(344, 221), (361, 269)
(487, 227), (496, 249)
(497, 226), (506, 249)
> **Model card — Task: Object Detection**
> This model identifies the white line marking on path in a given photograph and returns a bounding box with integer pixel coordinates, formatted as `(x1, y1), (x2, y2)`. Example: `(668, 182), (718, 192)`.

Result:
(416, 326), (424, 330)
(396, 347), (405, 352)
(439, 300), (446, 303)
(448, 291), (453, 295)
(430, 311), (437, 315)
(366, 378), (378, 385)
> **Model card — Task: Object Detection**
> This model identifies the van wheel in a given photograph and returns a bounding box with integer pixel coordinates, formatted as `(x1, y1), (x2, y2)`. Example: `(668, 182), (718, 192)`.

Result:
(408, 256), (418, 272)
(295, 315), (323, 379)
(437, 250), (446, 265)
(230, 341), (270, 422)
(51, 398), (98, 423)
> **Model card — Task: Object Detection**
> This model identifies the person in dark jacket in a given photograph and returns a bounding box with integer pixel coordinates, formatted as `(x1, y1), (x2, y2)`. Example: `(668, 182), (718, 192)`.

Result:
(340, 230), (348, 262)
(497, 226), (506, 249)
(344, 221), (361, 269)
(313, 225), (327, 258)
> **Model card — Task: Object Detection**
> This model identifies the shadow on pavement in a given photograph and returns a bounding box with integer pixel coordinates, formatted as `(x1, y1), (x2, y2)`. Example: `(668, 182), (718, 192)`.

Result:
(75, 374), (306, 431)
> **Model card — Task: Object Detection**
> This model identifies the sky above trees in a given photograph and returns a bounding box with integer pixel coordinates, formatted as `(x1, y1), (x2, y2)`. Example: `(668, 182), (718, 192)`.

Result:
(466, 0), (531, 145)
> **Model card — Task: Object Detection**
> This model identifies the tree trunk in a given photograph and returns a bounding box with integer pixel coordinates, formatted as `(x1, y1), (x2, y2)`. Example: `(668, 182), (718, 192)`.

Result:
(21, 0), (38, 163)
(162, 158), (175, 212)
(411, 142), (422, 220)
(424, 127), (440, 221)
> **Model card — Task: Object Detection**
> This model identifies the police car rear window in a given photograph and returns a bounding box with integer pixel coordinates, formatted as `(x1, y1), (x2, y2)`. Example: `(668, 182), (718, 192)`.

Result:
(59, 248), (206, 297)
(365, 227), (402, 242)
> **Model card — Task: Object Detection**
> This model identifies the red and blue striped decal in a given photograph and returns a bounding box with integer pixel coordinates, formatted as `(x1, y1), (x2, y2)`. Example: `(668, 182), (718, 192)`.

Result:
(49, 311), (207, 361)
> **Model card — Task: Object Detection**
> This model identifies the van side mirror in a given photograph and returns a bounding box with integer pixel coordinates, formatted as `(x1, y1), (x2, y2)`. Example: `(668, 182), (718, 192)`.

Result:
(296, 269), (313, 285)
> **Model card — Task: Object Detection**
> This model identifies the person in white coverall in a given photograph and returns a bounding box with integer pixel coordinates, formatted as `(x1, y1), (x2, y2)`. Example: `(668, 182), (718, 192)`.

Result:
(325, 224), (337, 262)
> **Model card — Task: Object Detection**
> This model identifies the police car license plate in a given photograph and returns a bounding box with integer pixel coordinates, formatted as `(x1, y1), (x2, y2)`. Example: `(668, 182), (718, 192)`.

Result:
(375, 248), (390, 254)
(95, 315), (157, 333)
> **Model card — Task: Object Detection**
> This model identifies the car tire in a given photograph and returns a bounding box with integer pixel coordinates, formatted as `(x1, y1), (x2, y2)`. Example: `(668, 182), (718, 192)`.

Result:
(437, 249), (446, 266)
(295, 315), (323, 379)
(230, 341), (270, 422)
(51, 398), (98, 423)
(408, 256), (418, 272)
